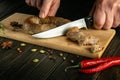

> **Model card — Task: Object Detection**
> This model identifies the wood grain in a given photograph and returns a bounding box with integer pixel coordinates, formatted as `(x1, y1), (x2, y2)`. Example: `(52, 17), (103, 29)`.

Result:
(0, 13), (116, 58)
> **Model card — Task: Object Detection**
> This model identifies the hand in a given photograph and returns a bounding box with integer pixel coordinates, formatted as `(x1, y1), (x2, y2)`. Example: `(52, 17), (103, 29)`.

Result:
(89, 0), (120, 29)
(25, 0), (60, 18)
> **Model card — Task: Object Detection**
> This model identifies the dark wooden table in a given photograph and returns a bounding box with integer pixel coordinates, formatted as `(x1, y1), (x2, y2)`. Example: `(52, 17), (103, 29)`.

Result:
(0, 0), (120, 80)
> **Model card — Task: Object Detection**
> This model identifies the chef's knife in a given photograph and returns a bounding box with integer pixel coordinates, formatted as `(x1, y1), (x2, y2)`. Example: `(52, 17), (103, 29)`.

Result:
(32, 16), (93, 38)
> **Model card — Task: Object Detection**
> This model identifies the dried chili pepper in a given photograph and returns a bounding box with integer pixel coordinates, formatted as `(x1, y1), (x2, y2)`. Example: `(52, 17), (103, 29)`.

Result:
(65, 57), (120, 73)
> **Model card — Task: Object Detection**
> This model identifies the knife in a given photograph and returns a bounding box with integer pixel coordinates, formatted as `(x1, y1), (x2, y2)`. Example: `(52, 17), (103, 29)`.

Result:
(32, 16), (93, 38)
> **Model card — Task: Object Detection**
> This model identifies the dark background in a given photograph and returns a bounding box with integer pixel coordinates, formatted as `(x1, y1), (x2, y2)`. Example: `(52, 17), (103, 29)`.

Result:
(0, 0), (120, 80)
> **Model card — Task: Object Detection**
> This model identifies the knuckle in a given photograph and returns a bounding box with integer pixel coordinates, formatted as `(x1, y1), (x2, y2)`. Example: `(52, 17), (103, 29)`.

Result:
(103, 26), (111, 30)
(113, 23), (119, 27)
(110, 2), (118, 10)
(95, 21), (104, 28)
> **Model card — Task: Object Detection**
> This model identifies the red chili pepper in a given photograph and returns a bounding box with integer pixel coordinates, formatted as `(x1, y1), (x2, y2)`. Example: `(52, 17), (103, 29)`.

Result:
(65, 57), (120, 73)
(81, 57), (120, 68)
(79, 59), (120, 74)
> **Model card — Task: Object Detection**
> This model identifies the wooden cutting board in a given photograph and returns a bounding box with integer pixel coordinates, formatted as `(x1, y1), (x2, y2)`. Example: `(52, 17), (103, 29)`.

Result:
(0, 13), (116, 58)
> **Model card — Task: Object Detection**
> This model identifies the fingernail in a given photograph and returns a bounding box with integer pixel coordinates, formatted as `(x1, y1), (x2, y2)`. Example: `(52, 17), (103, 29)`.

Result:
(94, 24), (101, 30)
(39, 13), (45, 18)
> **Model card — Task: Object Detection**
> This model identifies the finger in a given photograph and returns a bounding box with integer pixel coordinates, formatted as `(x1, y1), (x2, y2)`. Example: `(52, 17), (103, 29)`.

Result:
(30, 0), (36, 7)
(25, 0), (30, 5)
(112, 6), (120, 28)
(102, 11), (114, 30)
(47, 0), (60, 16)
(93, 7), (106, 29)
(89, 2), (96, 16)
(36, 0), (42, 9)
(39, 0), (52, 18)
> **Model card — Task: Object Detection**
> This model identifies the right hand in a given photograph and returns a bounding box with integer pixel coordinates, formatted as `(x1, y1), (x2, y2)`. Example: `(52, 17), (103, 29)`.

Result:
(89, 0), (120, 30)
(25, 0), (61, 18)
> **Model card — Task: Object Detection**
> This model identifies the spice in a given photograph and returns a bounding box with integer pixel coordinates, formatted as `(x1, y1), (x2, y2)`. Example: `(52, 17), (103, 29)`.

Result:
(20, 43), (26, 47)
(33, 59), (39, 63)
(48, 55), (56, 61)
(70, 60), (74, 63)
(1, 41), (13, 49)
(65, 57), (120, 73)
(40, 50), (45, 54)
(31, 49), (37, 52)
(59, 53), (63, 57)
(63, 57), (66, 60)
(47, 49), (53, 55)
(17, 48), (23, 54)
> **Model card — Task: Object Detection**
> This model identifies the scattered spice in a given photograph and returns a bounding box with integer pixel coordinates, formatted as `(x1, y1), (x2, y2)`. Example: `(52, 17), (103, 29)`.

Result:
(48, 55), (56, 61)
(76, 55), (80, 58)
(17, 48), (23, 54)
(33, 59), (39, 63)
(59, 53), (63, 57)
(47, 49), (53, 55)
(40, 50), (45, 54)
(63, 57), (66, 60)
(20, 43), (26, 47)
(0, 41), (13, 49)
(48, 55), (53, 59)
(31, 48), (37, 52)
(70, 60), (74, 63)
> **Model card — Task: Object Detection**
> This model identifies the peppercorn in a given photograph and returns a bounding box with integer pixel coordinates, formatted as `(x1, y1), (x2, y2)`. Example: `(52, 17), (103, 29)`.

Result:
(17, 48), (23, 54)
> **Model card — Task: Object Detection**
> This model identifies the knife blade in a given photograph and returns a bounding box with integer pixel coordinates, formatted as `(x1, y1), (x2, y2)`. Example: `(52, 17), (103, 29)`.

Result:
(32, 16), (93, 38)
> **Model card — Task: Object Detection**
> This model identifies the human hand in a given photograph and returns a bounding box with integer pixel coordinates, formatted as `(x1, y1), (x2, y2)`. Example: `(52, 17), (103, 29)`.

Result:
(25, 0), (60, 18)
(89, 0), (120, 29)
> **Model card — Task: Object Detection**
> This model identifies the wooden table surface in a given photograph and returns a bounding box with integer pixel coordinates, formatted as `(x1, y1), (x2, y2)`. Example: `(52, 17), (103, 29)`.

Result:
(0, 0), (120, 80)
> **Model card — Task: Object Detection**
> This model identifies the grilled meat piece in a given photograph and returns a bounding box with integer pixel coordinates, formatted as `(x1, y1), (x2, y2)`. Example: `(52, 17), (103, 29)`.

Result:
(66, 27), (99, 46)
(91, 44), (103, 53)
(66, 27), (84, 41)
(23, 16), (70, 34)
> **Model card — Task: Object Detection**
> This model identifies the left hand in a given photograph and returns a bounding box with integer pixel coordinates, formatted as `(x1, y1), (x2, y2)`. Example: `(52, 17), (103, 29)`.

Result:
(89, 0), (120, 30)
(25, 0), (60, 18)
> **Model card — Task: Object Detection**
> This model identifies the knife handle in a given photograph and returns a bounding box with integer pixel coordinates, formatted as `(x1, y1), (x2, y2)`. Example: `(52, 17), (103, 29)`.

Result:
(85, 16), (93, 28)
